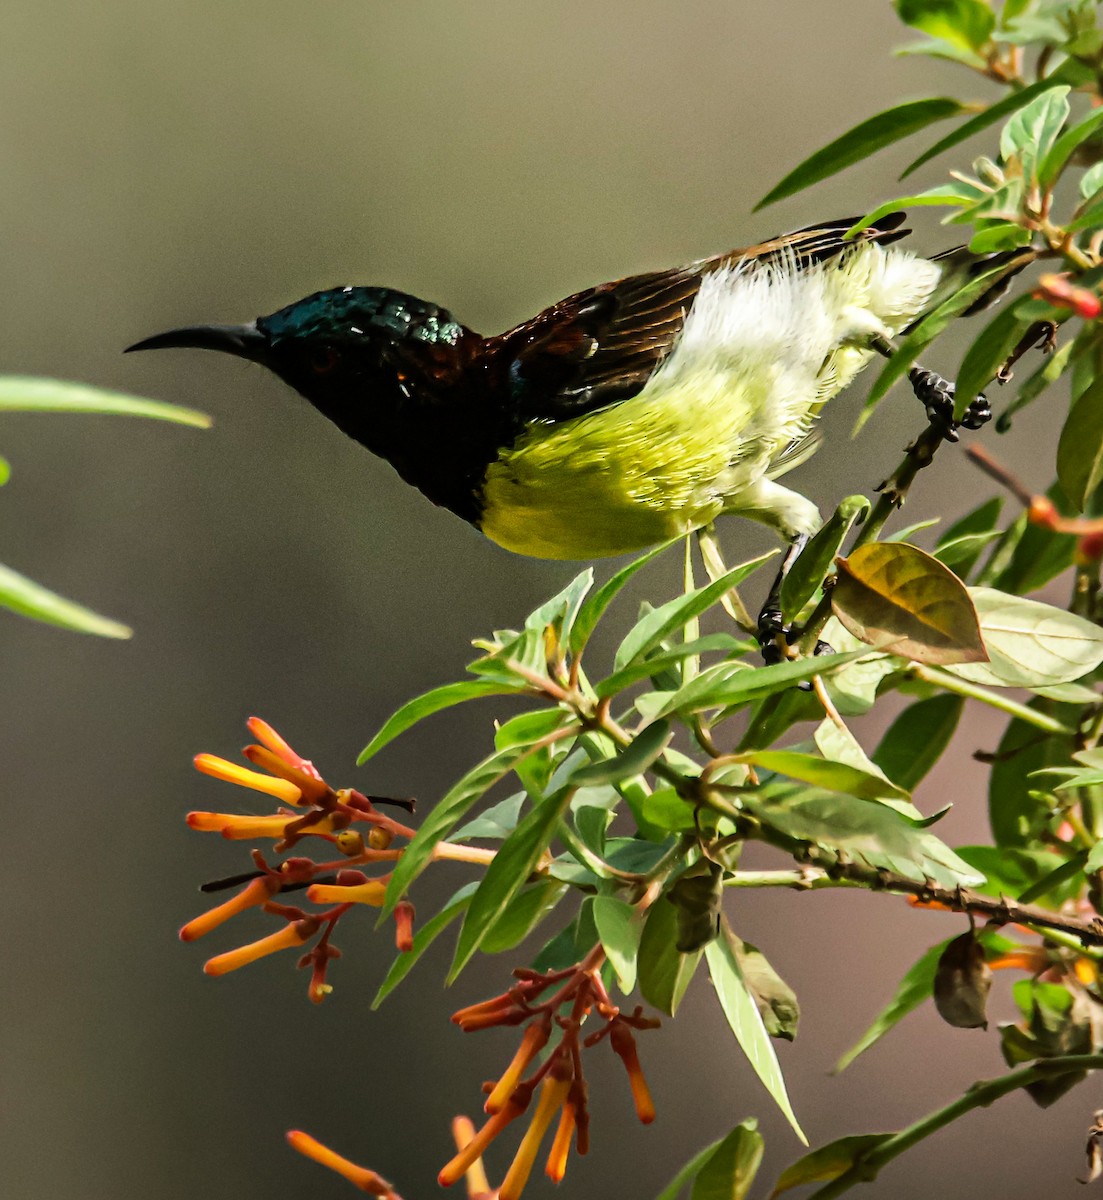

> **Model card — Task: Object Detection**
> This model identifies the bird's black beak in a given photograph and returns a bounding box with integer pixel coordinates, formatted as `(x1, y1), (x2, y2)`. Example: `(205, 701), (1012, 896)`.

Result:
(125, 322), (269, 363)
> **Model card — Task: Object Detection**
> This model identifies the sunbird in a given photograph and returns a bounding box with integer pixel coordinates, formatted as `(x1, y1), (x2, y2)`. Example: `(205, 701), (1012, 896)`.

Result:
(128, 214), (1001, 569)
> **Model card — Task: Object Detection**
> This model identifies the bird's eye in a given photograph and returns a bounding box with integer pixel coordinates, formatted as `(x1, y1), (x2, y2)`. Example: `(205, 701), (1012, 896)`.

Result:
(311, 346), (340, 374)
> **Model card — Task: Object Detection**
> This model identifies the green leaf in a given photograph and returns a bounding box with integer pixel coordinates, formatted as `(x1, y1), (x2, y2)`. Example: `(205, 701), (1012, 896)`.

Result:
(872, 694), (964, 790)
(954, 845), (1082, 906)
(569, 720), (672, 787)
(614, 552), (775, 671)
(737, 748), (912, 806)
(0, 376), (211, 427)
(0, 455), (10, 486)
(1058, 374), (1103, 511)
(593, 895), (644, 993)
(448, 786), (574, 980)
(742, 782), (984, 888)
(691, 1120), (765, 1200)
(951, 301), (1033, 418)
(1041, 103), (1103, 187)
(0, 561), (131, 638)
(895, 0), (995, 51)
(1069, 194), (1103, 232)
(1000, 86), (1070, 184)
(597, 633), (751, 699)
(996, 337), (1074, 432)
(988, 703), (1075, 847)
(934, 496), (1004, 577)
(967, 221), (1034, 253)
(358, 679), (522, 764)
(705, 923), (806, 1142)
(756, 97), (967, 209)
(371, 882), (476, 1008)
(728, 934), (800, 1041)
(569, 539), (676, 655)
(638, 898), (702, 1016)
(769, 1134), (892, 1198)
(832, 542), (987, 665)
(779, 495), (870, 623)
(480, 878), (567, 953)
(900, 72), (1078, 179)
(983, 505), (1076, 594)
(1081, 161), (1103, 200)
(656, 650), (870, 718)
(846, 184), (984, 238)
(655, 1138), (728, 1200)
(383, 737), (557, 912)
(948, 587), (1103, 688)
(451, 791), (526, 841)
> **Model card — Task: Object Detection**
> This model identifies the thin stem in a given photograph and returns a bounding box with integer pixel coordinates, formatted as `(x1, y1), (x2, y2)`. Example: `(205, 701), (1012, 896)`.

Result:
(805, 1054), (1103, 1200)
(909, 664), (1075, 735)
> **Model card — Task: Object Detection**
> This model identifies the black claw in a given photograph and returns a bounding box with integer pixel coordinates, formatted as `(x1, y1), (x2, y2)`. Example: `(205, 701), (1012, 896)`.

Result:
(960, 393), (992, 430)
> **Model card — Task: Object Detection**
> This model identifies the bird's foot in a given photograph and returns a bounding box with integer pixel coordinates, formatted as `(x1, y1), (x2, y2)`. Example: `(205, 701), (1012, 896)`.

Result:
(756, 605), (833, 684)
(908, 368), (991, 442)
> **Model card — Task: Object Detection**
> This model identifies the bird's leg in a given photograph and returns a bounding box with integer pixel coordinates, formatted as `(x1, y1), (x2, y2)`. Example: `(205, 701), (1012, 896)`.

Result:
(756, 534), (808, 666)
(868, 333), (991, 441)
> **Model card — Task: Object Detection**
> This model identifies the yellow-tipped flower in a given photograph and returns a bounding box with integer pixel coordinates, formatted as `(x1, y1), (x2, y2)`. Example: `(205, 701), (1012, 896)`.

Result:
(450, 1116), (493, 1200)
(186, 811), (341, 840)
(485, 1020), (551, 1114)
(307, 878), (388, 906)
(193, 753), (304, 804)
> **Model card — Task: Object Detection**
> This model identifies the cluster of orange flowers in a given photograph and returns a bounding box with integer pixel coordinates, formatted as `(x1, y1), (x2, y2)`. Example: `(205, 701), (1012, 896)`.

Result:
(184, 718), (661, 1200)
(182, 716), (417, 1000)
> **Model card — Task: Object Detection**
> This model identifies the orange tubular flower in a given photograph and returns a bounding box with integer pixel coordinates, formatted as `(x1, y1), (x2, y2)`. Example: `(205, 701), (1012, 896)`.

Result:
(450, 1116), (493, 1200)
(438, 1093), (531, 1188)
(287, 1131), (401, 1198)
(186, 811), (342, 840)
(242, 743), (334, 806)
(485, 1019), (551, 1114)
(499, 1074), (572, 1200)
(988, 946), (1051, 973)
(394, 901), (415, 952)
(193, 753), (304, 804)
(203, 917), (319, 976)
(179, 876), (277, 942)
(609, 1020), (656, 1124)
(307, 878), (388, 906)
(544, 1097), (577, 1183)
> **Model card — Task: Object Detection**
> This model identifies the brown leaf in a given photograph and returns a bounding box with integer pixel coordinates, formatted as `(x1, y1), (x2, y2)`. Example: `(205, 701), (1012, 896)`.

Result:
(832, 542), (988, 665)
(933, 930), (991, 1029)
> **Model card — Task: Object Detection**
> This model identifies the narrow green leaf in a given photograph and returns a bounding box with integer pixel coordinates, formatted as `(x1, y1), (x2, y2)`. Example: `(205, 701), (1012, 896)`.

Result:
(597, 633), (751, 699)
(655, 1138), (728, 1200)
(638, 898), (703, 1016)
(949, 587), (1103, 688)
(656, 650), (869, 718)
(1057, 374), (1103, 511)
(569, 539), (676, 655)
(996, 337), (1073, 432)
(901, 73), (1077, 179)
(691, 1120), (765, 1200)
(452, 792), (526, 841)
(872, 694), (964, 790)
(448, 787), (574, 980)
(967, 221), (1034, 253)
(769, 1134), (892, 1198)
(569, 720), (671, 787)
(955, 845), (1083, 907)
(952, 302), (1032, 418)
(832, 541), (987, 665)
(739, 747), (912, 806)
(779, 495), (870, 623)
(1068, 194), (1103, 232)
(729, 934), (800, 1041)
(358, 679), (521, 764)
(1041, 103), (1103, 187)
(0, 376), (211, 426)
(984, 501), (1076, 594)
(0, 455), (10, 486)
(834, 937), (951, 1071)
(846, 184), (984, 238)
(0, 561), (131, 638)
(480, 878), (567, 953)
(705, 923), (806, 1142)
(988, 702), (1075, 847)
(593, 895), (644, 993)
(371, 883), (476, 1008)
(383, 738), (557, 913)
(1080, 161), (1103, 200)
(756, 98), (967, 210)
(614, 552), (775, 671)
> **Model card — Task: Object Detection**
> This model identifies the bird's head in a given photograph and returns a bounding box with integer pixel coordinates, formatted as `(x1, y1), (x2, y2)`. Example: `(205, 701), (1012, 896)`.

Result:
(126, 286), (473, 432)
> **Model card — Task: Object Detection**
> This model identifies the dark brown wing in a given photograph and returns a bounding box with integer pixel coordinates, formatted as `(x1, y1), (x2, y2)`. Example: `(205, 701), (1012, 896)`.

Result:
(488, 213), (910, 425)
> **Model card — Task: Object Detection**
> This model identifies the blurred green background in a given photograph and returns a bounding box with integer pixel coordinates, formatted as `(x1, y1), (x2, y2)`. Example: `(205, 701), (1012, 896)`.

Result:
(1, 3), (1085, 1198)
